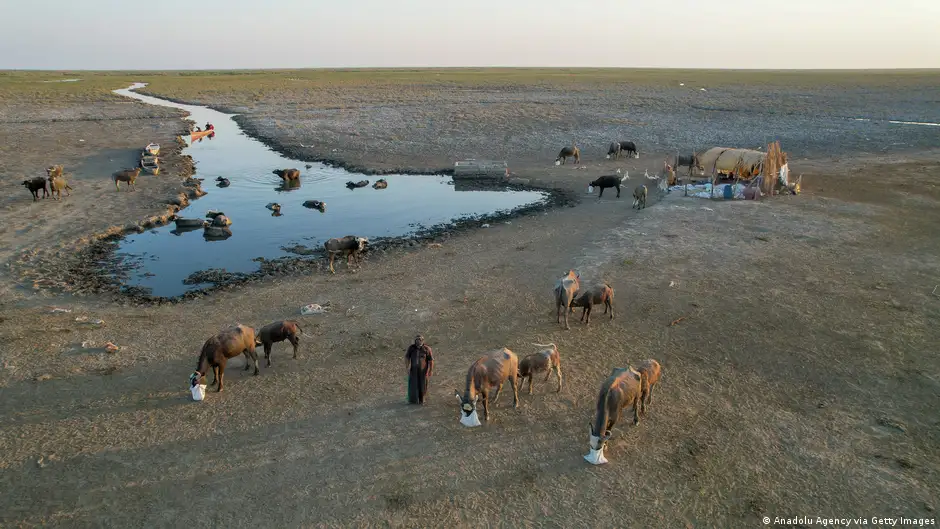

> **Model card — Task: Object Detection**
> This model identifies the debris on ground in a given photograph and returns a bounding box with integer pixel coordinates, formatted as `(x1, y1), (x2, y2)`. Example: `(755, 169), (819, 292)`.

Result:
(427, 243), (443, 249)
(301, 302), (332, 315)
(104, 342), (120, 354)
(75, 316), (104, 325)
(35, 374), (53, 382)
(669, 316), (687, 327)
(481, 224), (490, 228)
(49, 307), (72, 313)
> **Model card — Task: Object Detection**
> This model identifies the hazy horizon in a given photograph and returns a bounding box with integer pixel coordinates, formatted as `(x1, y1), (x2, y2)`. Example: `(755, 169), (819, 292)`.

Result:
(2, 0), (938, 70)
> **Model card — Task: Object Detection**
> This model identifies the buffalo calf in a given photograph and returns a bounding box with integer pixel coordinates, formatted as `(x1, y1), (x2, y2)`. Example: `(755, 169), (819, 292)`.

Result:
(257, 320), (303, 367)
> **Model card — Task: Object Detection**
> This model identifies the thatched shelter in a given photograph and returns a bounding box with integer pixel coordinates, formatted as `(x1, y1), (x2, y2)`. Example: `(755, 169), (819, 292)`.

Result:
(697, 142), (789, 197)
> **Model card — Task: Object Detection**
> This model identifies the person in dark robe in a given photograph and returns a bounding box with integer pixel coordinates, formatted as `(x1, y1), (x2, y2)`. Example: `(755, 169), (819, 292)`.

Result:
(405, 335), (433, 404)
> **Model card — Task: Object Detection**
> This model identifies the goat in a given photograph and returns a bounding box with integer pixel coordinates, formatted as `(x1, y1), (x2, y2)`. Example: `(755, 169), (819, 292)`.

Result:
(585, 366), (644, 464)
(22, 177), (49, 201)
(554, 269), (580, 330)
(215, 177), (231, 188)
(48, 176), (72, 200)
(555, 145), (580, 165)
(372, 178), (388, 189)
(192, 324), (261, 393)
(570, 283), (614, 325)
(257, 320), (303, 367)
(518, 343), (562, 394)
(302, 200), (326, 212)
(324, 235), (368, 273)
(454, 347), (519, 423)
(45, 165), (64, 179)
(113, 167), (141, 192)
(634, 358), (662, 416)
(272, 168), (300, 181)
(590, 174), (628, 199)
(632, 184), (648, 209)
(345, 180), (369, 189)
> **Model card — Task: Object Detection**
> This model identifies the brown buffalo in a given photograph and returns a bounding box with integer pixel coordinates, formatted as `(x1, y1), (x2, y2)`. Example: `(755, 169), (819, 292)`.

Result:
(193, 324), (261, 392)
(257, 320), (303, 367)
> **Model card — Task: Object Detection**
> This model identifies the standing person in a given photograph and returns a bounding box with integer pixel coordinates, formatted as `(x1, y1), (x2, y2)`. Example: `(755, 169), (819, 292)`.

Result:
(405, 335), (433, 405)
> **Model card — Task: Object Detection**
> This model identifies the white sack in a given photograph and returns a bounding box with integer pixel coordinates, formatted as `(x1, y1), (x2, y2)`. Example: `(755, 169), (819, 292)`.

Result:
(191, 383), (207, 401)
(460, 409), (482, 428)
(584, 447), (608, 465)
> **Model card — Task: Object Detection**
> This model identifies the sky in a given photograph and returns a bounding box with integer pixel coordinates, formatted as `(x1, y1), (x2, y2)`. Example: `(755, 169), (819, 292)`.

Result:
(1, 0), (938, 70)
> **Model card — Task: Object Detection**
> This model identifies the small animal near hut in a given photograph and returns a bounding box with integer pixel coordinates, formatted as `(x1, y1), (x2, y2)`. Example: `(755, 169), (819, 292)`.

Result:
(454, 347), (520, 423)
(372, 178), (388, 189)
(346, 180), (369, 189)
(554, 269), (581, 330)
(48, 175), (73, 200)
(586, 367), (644, 463)
(590, 174), (627, 198)
(192, 324), (261, 393)
(555, 145), (580, 165)
(45, 165), (64, 179)
(273, 168), (300, 181)
(518, 343), (563, 394)
(633, 184), (648, 209)
(113, 167), (141, 192)
(323, 235), (368, 273)
(22, 178), (49, 201)
(634, 359), (662, 416)
(257, 320), (303, 367)
(570, 283), (614, 324)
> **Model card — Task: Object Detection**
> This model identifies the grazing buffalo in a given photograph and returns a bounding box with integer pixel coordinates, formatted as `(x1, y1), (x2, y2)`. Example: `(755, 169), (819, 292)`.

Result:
(590, 174), (626, 198)
(257, 320), (303, 366)
(455, 347), (520, 423)
(192, 324), (261, 392)
(324, 235), (368, 273)
(555, 146), (580, 165)
(616, 141), (639, 159)
(346, 180), (369, 189)
(675, 153), (702, 176)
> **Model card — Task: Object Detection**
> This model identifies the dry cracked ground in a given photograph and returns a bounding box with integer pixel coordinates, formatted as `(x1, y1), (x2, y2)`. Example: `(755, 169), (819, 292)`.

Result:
(0, 70), (938, 528)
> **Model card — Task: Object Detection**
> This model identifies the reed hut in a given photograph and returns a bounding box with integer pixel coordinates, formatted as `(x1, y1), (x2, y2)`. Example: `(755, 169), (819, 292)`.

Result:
(697, 142), (789, 197)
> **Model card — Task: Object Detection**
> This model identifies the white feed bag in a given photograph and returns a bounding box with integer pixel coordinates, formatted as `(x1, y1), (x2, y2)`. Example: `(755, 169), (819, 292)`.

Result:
(459, 407), (482, 428)
(190, 372), (206, 401)
(584, 447), (608, 465)
(554, 160), (561, 166)
(584, 434), (608, 464)
(191, 383), (207, 401)
(587, 185), (594, 194)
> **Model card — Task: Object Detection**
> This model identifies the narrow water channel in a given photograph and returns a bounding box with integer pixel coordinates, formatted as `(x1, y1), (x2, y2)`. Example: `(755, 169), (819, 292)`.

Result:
(111, 84), (549, 298)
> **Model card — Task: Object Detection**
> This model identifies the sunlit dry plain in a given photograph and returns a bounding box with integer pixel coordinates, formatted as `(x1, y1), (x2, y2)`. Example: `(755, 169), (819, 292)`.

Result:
(0, 69), (938, 527)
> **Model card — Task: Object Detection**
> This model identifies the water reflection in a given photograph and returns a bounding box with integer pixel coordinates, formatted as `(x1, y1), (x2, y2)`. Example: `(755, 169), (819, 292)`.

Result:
(110, 83), (549, 298)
